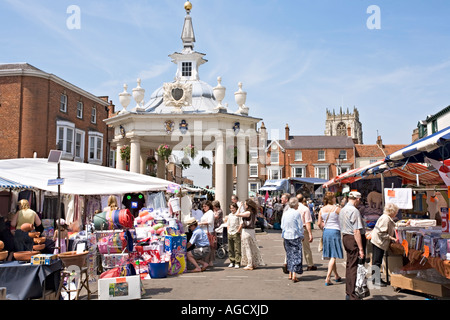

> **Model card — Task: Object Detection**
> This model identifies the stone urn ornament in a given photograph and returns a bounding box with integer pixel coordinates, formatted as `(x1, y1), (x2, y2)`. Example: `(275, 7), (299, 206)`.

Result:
(235, 82), (249, 115)
(119, 84), (131, 114)
(213, 76), (227, 112)
(132, 78), (146, 112)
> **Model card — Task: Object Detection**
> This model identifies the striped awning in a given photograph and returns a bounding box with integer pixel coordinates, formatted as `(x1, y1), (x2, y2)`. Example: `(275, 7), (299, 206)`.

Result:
(322, 160), (385, 188)
(388, 163), (443, 185)
(0, 177), (32, 190)
(386, 126), (450, 163)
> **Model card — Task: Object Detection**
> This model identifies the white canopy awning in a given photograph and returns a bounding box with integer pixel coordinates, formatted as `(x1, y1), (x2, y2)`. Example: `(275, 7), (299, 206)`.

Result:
(0, 158), (178, 195)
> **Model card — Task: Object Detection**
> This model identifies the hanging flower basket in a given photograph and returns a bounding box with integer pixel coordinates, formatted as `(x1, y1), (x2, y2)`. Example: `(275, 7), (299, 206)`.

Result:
(120, 145), (130, 161)
(183, 144), (198, 159)
(146, 156), (157, 166)
(199, 157), (211, 169)
(157, 144), (172, 161)
(180, 157), (191, 169)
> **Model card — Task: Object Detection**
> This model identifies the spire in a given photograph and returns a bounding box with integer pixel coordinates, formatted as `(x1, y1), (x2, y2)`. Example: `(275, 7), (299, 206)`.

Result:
(181, 1), (195, 52)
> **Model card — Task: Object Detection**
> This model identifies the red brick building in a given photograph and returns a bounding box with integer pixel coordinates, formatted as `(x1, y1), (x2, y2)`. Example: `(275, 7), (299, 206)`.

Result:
(0, 63), (114, 165)
(265, 124), (356, 181)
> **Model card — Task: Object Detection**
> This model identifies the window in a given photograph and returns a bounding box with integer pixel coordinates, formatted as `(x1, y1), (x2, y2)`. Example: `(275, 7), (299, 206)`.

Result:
(339, 150), (347, 160)
(250, 148), (258, 159)
(60, 94), (67, 112)
(337, 122), (347, 136)
(294, 151), (302, 161)
(419, 124), (427, 138)
(109, 149), (116, 168)
(432, 120), (438, 134)
(293, 167), (304, 178)
(270, 151), (279, 163)
(74, 129), (85, 161)
(182, 62), (192, 77)
(91, 107), (97, 124)
(318, 150), (325, 161)
(250, 164), (258, 177)
(56, 120), (75, 158)
(88, 132), (103, 164)
(315, 166), (328, 180)
(76, 101), (83, 119)
(337, 166), (350, 175)
(249, 183), (259, 194)
(269, 168), (282, 180)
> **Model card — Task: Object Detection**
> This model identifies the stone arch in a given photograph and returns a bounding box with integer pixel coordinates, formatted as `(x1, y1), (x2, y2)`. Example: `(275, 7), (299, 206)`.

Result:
(336, 122), (347, 136)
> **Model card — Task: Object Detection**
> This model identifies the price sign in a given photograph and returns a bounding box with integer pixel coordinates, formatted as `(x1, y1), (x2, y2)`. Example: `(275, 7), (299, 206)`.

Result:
(402, 239), (409, 256)
(423, 245), (430, 258)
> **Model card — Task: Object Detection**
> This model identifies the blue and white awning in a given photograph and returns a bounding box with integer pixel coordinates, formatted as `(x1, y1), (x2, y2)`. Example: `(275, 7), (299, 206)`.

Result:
(385, 126), (450, 163)
(0, 177), (32, 190)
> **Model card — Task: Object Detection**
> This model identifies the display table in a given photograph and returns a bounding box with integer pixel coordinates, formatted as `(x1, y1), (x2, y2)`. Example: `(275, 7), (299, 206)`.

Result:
(0, 259), (63, 300)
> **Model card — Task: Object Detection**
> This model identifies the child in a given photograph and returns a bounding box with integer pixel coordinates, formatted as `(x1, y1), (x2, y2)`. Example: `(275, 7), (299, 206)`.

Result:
(227, 203), (242, 269)
(53, 219), (69, 254)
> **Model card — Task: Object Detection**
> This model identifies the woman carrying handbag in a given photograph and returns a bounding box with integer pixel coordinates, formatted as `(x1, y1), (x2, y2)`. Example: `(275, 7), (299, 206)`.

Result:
(199, 200), (216, 268)
(317, 192), (343, 286)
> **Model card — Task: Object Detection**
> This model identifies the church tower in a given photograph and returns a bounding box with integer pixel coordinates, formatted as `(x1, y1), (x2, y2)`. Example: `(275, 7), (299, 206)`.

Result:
(324, 107), (363, 144)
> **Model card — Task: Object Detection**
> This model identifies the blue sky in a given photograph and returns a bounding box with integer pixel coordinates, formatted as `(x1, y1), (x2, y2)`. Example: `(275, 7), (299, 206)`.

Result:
(1, 0), (450, 186)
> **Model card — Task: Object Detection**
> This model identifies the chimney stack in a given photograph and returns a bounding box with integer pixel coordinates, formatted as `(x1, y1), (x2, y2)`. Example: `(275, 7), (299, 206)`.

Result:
(376, 135), (383, 147)
(285, 124), (290, 141)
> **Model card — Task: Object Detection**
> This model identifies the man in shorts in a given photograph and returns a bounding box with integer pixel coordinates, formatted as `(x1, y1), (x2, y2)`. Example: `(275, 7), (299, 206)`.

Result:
(186, 217), (211, 272)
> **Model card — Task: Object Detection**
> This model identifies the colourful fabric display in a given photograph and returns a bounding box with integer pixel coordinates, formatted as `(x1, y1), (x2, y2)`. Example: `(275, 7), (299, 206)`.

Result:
(97, 231), (133, 254)
(94, 209), (134, 230)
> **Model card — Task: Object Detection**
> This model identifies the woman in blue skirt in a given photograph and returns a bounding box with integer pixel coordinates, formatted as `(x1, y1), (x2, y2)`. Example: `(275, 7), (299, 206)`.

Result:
(318, 192), (343, 286)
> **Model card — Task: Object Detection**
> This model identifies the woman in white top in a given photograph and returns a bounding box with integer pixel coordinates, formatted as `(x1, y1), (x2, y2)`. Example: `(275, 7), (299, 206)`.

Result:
(318, 192), (343, 286)
(199, 200), (216, 266)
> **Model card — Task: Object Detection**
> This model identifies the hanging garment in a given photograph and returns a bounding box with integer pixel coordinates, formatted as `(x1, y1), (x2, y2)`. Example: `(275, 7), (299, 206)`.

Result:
(18, 190), (37, 211)
(42, 195), (65, 220)
(384, 188), (413, 209)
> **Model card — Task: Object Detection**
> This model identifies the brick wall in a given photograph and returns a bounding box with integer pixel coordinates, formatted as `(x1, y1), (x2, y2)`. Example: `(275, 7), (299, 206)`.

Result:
(0, 76), (22, 158)
(0, 74), (110, 164)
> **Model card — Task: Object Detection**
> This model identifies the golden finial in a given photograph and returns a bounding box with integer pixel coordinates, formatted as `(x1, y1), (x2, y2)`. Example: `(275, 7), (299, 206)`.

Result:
(184, 1), (192, 13)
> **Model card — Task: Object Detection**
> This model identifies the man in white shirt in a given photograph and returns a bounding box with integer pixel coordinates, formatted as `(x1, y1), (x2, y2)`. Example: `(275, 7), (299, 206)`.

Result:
(297, 194), (316, 270)
(231, 195), (245, 213)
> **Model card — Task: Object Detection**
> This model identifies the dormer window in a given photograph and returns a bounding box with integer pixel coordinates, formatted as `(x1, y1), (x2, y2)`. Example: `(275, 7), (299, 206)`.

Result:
(182, 62), (192, 77)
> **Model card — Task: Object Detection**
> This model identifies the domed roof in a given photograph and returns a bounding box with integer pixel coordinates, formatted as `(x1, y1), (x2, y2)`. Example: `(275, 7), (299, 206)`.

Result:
(144, 79), (218, 114)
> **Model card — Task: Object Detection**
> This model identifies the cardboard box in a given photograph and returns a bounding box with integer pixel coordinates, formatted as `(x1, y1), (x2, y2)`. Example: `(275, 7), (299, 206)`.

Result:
(164, 234), (186, 253)
(31, 254), (58, 265)
(384, 255), (404, 276)
(98, 275), (141, 300)
(390, 273), (450, 297)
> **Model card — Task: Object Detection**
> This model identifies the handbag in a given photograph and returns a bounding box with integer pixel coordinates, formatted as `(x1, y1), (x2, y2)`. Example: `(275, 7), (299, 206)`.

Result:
(318, 208), (332, 252)
(206, 230), (217, 250)
(355, 258), (370, 299)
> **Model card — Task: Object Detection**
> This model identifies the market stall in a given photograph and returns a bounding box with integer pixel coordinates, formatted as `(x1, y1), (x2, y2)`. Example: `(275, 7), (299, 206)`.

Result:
(323, 126), (450, 298)
(0, 158), (185, 300)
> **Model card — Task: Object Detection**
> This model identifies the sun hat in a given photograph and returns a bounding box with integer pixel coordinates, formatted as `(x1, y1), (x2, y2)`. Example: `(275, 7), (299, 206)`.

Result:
(348, 191), (362, 199)
(185, 217), (198, 226)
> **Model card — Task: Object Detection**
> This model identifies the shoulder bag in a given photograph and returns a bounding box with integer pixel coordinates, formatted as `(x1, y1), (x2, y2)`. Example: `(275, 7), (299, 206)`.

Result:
(318, 207), (332, 252)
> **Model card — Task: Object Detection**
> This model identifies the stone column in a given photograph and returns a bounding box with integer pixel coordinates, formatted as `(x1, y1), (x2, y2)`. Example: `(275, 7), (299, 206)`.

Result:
(116, 140), (126, 171)
(157, 155), (165, 179)
(130, 137), (141, 173)
(226, 164), (234, 215)
(237, 135), (248, 201)
(215, 136), (227, 213)
(140, 152), (147, 175)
